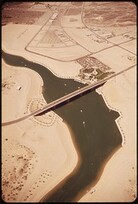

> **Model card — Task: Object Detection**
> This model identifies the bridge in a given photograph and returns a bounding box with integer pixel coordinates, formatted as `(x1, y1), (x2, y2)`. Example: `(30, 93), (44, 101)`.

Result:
(2, 65), (135, 126)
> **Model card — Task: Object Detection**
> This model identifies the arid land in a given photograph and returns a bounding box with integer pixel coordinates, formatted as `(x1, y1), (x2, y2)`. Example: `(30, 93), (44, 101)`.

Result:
(2, 2), (137, 202)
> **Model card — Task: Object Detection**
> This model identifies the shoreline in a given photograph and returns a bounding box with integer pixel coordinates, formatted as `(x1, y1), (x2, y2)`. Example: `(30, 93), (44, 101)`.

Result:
(40, 123), (82, 202)
(96, 86), (125, 146)
(2, 23), (136, 202)
(76, 144), (122, 202)
(2, 59), (78, 202)
(2, 50), (123, 203)
(79, 68), (136, 202)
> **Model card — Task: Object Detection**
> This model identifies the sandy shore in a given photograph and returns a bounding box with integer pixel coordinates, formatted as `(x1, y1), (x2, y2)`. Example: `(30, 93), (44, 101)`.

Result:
(79, 67), (137, 202)
(2, 23), (136, 202)
(2, 60), (78, 202)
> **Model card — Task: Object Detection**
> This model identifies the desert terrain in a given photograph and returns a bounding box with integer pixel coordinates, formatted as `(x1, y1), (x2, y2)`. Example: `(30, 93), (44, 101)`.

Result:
(2, 2), (137, 202)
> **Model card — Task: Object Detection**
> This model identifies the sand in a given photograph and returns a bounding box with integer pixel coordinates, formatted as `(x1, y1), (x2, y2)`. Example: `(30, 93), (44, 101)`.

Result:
(2, 24), (83, 78)
(2, 60), (78, 202)
(79, 67), (137, 202)
(2, 22), (136, 202)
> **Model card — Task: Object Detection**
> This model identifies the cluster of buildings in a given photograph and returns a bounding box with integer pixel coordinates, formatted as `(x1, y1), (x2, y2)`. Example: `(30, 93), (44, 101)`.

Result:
(76, 56), (114, 83)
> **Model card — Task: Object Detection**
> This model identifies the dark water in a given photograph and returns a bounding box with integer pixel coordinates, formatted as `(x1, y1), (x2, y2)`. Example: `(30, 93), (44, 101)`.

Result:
(2, 51), (122, 202)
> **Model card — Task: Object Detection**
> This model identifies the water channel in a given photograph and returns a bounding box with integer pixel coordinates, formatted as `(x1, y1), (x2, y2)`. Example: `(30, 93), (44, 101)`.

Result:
(2, 51), (122, 202)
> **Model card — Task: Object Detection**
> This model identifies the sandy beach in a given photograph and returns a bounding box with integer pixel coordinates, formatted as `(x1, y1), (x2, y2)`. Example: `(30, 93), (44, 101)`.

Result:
(2, 10), (136, 202)
(79, 67), (136, 202)
(2, 60), (78, 202)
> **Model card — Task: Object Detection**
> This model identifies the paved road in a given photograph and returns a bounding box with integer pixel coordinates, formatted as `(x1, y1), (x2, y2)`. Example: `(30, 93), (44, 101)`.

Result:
(2, 65), (135, 126)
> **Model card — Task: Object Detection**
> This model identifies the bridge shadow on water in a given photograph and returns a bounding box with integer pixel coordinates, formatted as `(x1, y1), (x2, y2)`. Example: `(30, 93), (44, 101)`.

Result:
(35, 83), (105, 116)
(2, 50), (122, 202)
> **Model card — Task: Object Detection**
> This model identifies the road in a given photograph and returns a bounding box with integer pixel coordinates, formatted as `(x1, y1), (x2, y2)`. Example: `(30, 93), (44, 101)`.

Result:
(2, 65), (135, 126)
